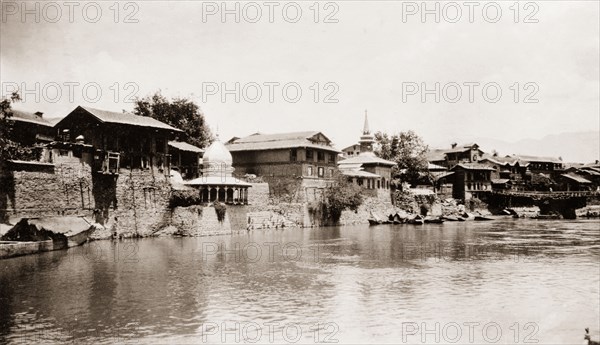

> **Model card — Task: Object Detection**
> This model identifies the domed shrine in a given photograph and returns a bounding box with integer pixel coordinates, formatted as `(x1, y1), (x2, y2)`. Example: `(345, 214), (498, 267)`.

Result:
(185, 137), (251, 204)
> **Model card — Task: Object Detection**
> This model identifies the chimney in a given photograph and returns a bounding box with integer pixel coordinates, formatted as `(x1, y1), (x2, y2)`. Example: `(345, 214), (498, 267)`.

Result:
(34, 111), (43, 118)
(451, 142), (457, 149)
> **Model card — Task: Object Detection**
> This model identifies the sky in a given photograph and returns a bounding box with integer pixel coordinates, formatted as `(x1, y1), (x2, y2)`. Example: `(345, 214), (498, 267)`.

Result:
(1, 1), (599, 159)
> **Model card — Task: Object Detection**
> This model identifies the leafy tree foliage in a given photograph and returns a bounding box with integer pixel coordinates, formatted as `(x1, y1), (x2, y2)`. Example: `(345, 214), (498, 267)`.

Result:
(374, 130), (429, 187)
(133, 91), (213, 148)
(0, 92), (41, 164)
(320, 173), (364, 223)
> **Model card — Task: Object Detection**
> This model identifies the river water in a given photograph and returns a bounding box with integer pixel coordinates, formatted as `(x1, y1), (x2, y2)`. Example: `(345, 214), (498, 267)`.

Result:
(1, 219), (599, 344)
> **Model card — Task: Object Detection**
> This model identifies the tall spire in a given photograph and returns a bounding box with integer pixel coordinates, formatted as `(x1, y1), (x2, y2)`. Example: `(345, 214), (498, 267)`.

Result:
(363, 109), (370, 135)
(359, 110), (375, 154)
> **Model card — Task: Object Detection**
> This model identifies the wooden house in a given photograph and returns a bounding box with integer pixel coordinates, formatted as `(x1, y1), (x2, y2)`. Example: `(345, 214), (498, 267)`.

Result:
(427, 143), (484, 168)
(5, 109), (54, 146)
(226, 131), (340, 181)
(54, 106), (182, 174)
(450, 163), (495, 200)
(168, 141), (204, 179)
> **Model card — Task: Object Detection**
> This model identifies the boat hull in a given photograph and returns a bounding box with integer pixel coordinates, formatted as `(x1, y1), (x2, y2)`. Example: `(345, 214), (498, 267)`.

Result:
(0, 228), (92, 260)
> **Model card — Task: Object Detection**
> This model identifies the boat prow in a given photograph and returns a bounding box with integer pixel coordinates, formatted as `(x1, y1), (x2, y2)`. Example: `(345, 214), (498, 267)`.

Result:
(0, 217), (94, 259)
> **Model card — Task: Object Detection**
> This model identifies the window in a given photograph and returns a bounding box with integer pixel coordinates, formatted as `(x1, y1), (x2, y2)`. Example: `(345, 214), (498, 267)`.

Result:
(306, 150), (314, 160)
(328, 153), (335, 163)
(328, 168), (334, 178)
(290, 149), (297, 162)
(317, 151), (324, 161)
(307, 166), (313, 176)
(318, 167), (324, 177)
(377, 180), (381, 189)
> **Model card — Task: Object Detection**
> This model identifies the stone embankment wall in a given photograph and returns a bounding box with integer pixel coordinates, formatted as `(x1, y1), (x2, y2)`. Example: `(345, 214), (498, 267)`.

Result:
(1, 162), (173, 238)
(338, 197), (397, 226)
(0, 162), (94, 222)
(245, 182), (305, 228)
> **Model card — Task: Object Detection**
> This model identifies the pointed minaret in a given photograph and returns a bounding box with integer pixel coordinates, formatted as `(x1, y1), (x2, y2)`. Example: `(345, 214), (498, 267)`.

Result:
(362, 110), (370, 135)
(358, 110), (375, 154)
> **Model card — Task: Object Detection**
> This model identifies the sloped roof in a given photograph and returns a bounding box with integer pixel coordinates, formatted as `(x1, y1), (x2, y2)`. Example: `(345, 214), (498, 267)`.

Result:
(337, 152), (396, 166)
(581, 167), (600, 175)
(451, 163), (496, 171)
(340, 169), (381, 178)
(60, 106), (182, 132)
(226, 131), (340, 153)
(427, 149), (447, 162)
(479, 154), (530, 167)
(342, 144), (360, 152)
(428, 162), (447, 171)
(491, 178), (511, 184)
(7, 109), (53, 127)
(515, 155), (562, 164)
(168, 141), (204, 153)
(428, 144), (481, 162)
(338, 163), (363, 170)
(432, 171), (454, 181)
(561, 174), (591, 184)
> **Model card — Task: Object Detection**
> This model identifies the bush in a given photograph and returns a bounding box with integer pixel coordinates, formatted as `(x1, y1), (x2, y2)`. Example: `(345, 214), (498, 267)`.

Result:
(319, 174), (363, 224)
(169, 190), (202, 208)
(214, 201), (227, 222)
(467, 198), (488, 211)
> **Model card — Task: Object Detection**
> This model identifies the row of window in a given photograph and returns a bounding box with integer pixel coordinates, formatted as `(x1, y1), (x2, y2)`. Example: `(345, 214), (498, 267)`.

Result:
(467, 183), (489, 191)
(356, 178), (390, 189)
(306, 166), (335, 178)
(291, 149), (336, 163)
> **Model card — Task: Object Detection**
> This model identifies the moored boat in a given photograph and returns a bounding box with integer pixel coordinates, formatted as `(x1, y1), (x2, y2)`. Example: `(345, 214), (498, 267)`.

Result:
(442, 215), (466, 221)
(368, 218), (382, 225)
(408, 215), (424, 225)
(388, 212), (407, 224)
(424, 216), (444, 224)
(0, 217), (94, 259)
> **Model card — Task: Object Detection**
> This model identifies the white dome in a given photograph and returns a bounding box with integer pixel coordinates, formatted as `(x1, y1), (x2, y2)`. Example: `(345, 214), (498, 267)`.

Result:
(202, 139), (233, 169)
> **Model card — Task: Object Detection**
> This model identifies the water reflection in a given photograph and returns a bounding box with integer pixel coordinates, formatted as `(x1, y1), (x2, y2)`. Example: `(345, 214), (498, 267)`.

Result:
(0, 219), (598, 344)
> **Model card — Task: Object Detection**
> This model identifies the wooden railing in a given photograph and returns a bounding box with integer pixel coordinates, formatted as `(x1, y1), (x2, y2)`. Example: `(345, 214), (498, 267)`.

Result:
(491, 190), (600, 198)
(94, 150), (120, 174)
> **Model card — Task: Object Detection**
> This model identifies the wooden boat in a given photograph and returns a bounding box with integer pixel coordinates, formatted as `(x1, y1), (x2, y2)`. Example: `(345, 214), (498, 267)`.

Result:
(368, 218), (382, 225)
(389, 213), (406, 224)
(368, 211), (391, 225)
(408, 215), (424, 225)
(424, 216), (444, 224)
(1, 217), (93, 259)
(474, 215), (494, 221)
(442, 215), (466, 221)
(533, 214), (561, 220)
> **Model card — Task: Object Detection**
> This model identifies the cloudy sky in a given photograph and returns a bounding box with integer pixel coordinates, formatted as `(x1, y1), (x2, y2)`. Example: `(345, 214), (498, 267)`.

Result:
(1, 1), (598, 158)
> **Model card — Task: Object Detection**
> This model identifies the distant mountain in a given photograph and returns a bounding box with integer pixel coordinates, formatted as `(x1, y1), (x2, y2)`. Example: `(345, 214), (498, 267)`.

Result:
(434, 131), (599, 164)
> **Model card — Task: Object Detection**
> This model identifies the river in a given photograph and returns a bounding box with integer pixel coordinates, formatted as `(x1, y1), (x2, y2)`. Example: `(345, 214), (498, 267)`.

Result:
(1, 219), (599, 344)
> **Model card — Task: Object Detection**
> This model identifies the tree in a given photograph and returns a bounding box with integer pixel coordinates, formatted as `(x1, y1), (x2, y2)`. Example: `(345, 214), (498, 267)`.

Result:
(133, 91), (213, 148)
(374, 130), (429, 187)
(320, 173), (364, 224)
(374, 131), (392, 160)
(0, 92), (40, 164)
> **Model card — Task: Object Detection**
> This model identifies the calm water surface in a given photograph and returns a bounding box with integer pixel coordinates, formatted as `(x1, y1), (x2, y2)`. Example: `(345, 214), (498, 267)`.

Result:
(1, 219), (599, 344)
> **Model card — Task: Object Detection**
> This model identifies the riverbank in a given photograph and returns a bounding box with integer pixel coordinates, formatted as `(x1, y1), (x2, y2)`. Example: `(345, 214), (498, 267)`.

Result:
(2, 195), (598, 245)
